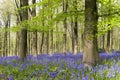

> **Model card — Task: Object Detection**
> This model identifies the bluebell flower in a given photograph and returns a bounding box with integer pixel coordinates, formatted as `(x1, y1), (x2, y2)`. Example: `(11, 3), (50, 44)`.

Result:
(117, 66), (120, 73)
(8, 75), (14, 80)
(26, 78), (31, 80)
(19, 63), (27, 71)
(49, 71), (58, 78)
(0, 74), (5, 78)
(82, 75), (89, 80)
(77, 63), (84, 71)
(107, 71), (112, 78)
(43, 69), (47, 73)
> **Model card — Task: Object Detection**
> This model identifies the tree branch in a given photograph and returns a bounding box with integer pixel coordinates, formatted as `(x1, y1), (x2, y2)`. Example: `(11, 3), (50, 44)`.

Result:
(98, 11), (119, 17)
(14, 0), (19, 9)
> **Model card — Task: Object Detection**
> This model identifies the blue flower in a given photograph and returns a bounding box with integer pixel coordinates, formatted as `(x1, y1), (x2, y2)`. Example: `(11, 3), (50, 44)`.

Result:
(8, 75), (14, 80)
(82, 75), (89, 80)
(49, 71), (58, 78)
(19, 63), (27, 71)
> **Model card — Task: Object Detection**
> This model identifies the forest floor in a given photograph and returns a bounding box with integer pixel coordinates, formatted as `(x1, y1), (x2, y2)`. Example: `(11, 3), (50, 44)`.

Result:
(0, 52), (120, 80)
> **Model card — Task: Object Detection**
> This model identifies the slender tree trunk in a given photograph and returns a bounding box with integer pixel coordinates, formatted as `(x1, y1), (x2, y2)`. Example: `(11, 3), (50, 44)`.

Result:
(111, 29), (113, 50)
(71, 18), (74, 53)
(73, 17), (78, 54)
(63, 0), (68, 54)
(50, 6), (53, 55)
(4, 29), (7, 56)
(46, 31), (50, 54)
(32, 0), (38, 56)
(81, 33), (84, 52)
(40, 32), (44, 54)
(27, 33), (31, 55)
(106, 0), (111, 53)
(15, 32), (19, 56)
(8, 15), (11, 56)
(56, 16), (60, 52)
(32, 32), (37, 55)
(50, 30), (53, 55)
(3, 14), (10, 56)
(83, 0), (100, 66)
(73, 0), (78, 54)
(102, 34), (105, 49)
(106, 29), (111, 53)
(19, 0), (28, 61)
(0, 27), (2, 56)
(40, 5), (45, 54)
(15, 13), (20, 56)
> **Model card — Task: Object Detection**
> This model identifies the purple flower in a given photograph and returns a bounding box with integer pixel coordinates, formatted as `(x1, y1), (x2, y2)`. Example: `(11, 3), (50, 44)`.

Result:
(19, 63), (27, 71)
(49, 71), (58, 77)
(8, 75), (14, 80)
(117, 67), (120, 73)
(82, 75), (89, 80)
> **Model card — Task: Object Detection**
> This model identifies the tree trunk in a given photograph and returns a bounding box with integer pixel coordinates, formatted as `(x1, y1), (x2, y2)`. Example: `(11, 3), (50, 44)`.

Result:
(40, 32), (44, 54)
(106, 0), (111, 53)
(40, 4), (45, 54)
(63, 0), (68, 54)
(111, 29), (113, 50)
(56, 16), (60, 52)
(0, 27), (2, 56)
(83, 0), (100, 66)
(32, 0), (38, 56)
(71, 18), (74, 53)
(73, 0), (78, 54)
(102, 34), (105, 49)
(19, 0), (28, 61)
(46, 32), (50, 54)
(106, 30), (111, 53)
(3, 14), (10, 56)
(27, 33), (31, 55)
(50, 30), (53, 55)
(15, 32), (19, 56)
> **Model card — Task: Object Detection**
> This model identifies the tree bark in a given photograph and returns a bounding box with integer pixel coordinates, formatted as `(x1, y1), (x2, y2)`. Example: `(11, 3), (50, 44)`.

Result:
(102, 34), (105, 49)
(40, 32), (44, 54)
(71, 18), (74, 53)
(19, 0), (28, 60)
(106, 29), (111, 53)
(32, 0), (38, 56)
(39, 4), (45, 54)
(83, 0), (100, 66)
(111, 29), (113, 50)
(0, 26), (2, 56)
(3, 14), (10, 56)
(63, 0), (68, 54)
(46, 32), (50, 54)
(73, 0), (78, 54)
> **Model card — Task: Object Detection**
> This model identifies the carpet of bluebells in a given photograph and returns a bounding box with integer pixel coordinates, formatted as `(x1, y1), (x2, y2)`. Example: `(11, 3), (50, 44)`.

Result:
(1, 51), (120, 80)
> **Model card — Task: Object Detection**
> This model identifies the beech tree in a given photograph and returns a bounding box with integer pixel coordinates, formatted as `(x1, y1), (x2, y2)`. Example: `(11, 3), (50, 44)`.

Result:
(83, 0), (100, 66)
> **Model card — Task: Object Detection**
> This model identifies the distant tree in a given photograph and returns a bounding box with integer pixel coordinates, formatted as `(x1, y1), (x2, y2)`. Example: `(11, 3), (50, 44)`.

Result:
(106, 29), (111, 52)
(0, 21), (2, 56)
(31, 0), (38, 56)
(106, 0), (111, 53)
(3, 13), (10, 56)
(40, 5), (45, 54)
(63, 0), (68, 54)
(0, 0), (13, 56)
(83, 0), (100, 66)
(73, 0), (78, 54)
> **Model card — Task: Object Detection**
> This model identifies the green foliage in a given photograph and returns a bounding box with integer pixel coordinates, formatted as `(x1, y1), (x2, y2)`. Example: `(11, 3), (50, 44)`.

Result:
(1, 0), (120, 35)
(97, 0), (120, 35)
(10, 0), (85, 33)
